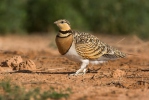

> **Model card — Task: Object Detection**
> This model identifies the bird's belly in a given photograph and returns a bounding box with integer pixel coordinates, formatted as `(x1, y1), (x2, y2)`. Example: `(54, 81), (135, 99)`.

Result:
(89, 56), (110, 65)
(64, 42), (82, 62)
(89, 60), (106, 65)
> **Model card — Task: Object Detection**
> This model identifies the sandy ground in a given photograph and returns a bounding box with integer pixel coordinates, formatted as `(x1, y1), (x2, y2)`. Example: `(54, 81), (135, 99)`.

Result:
(0, 34), (149, 100)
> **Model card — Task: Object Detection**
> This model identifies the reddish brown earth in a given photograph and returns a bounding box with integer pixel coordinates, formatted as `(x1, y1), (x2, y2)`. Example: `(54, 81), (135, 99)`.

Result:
(0, 34), (149, 100)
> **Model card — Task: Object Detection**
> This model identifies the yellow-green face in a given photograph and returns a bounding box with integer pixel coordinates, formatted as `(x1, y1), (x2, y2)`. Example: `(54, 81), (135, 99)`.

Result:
(54, 19), (71, 31)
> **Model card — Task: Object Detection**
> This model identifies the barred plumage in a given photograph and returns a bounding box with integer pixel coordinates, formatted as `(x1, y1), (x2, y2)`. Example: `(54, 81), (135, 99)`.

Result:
(54, 19), (126, 75)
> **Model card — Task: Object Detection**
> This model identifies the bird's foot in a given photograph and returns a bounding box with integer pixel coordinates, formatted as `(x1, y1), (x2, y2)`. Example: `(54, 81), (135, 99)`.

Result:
(69, 62), (88, 76)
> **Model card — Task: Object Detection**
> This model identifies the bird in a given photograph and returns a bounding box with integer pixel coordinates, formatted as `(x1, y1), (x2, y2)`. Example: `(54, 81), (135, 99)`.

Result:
(54, 19), (126, 75)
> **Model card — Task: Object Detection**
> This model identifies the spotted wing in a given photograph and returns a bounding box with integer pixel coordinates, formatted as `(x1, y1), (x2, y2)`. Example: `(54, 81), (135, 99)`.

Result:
(74, 31), (125, 60)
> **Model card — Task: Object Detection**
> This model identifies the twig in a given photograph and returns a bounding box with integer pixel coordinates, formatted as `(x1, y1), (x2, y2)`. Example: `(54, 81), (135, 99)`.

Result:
(116, 37), (125, 44)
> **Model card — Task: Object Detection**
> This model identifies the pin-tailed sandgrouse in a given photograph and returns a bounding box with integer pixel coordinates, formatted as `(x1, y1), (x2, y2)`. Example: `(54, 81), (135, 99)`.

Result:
(54, 19), (126, 75)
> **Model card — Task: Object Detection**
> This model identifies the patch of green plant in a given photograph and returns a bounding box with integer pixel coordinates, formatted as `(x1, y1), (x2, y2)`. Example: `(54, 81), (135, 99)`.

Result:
(1, 0), (149, 39)
(0, 80), (71, 100)
(40, 87), (71, 99)
(0, 0), (26, 34)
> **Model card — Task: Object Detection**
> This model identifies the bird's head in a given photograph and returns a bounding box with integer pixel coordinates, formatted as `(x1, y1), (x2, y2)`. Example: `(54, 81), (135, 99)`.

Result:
(54, 19), (71, 31)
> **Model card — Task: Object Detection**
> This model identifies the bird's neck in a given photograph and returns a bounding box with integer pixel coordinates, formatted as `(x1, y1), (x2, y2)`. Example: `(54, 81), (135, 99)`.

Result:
(59, 30), (72, 34)
(57, 29), (73, 38)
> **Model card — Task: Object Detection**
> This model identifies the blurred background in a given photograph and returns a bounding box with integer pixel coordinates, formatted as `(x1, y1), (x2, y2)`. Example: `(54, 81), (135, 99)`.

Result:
(0, 0), (149, 39)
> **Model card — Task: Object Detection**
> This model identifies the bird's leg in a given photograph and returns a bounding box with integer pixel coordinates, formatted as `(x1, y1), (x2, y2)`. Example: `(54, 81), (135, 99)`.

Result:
(83, 68), (87, 74)
(75, 62), (88, 75)
(70, 60), (89, 76)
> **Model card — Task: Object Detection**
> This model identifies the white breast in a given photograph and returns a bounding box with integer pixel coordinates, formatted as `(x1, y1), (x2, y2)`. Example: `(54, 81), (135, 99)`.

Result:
(64, 42), (82, 62)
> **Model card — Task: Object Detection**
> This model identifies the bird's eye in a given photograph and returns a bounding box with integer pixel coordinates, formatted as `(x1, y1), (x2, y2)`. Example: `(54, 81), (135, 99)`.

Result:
(61, 21), (64, 24)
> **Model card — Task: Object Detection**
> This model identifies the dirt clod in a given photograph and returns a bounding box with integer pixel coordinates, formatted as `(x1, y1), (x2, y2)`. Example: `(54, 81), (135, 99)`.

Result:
(112, 69), (126, 79)
(0, 56), (23, 69)
(0, 56), (36, 71)
(19, 59), (36, 71)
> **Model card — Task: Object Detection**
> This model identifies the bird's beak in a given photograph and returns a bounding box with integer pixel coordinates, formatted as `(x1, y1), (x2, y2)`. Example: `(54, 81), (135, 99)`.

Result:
(54, 21), (57, 24)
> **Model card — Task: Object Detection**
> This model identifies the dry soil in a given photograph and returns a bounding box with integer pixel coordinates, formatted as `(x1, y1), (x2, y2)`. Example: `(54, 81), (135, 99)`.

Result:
(0, 34), (149, 100)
